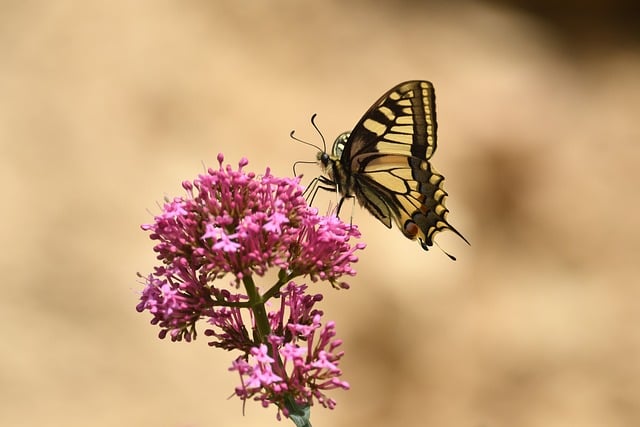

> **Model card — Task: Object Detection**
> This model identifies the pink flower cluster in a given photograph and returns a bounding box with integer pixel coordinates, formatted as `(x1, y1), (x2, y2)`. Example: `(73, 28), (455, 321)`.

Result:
(228, 283), (349, 419)
(141, 154), (362, 288)
(137, 154), (364, 419)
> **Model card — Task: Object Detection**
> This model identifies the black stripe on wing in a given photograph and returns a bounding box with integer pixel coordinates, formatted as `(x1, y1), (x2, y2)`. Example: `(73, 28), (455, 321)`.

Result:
(344, 81), (438, 170)
(352, 154), (467, 250)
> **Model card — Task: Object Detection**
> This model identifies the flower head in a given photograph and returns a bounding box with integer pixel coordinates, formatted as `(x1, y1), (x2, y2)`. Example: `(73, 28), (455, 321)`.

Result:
(141, 153), (363, 288)
(137, 154), (364, 421)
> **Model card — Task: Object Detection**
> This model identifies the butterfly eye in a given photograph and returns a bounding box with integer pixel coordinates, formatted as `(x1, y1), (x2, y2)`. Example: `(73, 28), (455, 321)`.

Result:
(332, 132), (350, 159)
(318, 152), (330, 166)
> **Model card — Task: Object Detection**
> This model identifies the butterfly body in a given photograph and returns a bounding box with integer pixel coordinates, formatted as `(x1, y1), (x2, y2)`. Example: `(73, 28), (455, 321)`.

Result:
(318, 80), (468, 253)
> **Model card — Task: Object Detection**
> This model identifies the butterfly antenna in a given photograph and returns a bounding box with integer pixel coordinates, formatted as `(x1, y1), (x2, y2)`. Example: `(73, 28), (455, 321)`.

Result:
(290, 128), (324, 153)
(310, 113), (327, 153)
(290, 113), (330, 176)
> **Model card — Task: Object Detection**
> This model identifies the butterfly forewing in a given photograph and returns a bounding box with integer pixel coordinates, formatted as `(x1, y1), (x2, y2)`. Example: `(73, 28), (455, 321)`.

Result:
(344, 81), (437, 165)
(323, 80), (467, 253)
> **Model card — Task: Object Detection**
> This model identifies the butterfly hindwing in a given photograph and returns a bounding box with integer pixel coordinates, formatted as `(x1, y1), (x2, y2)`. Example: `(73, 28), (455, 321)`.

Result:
(319, 80), (467, 253)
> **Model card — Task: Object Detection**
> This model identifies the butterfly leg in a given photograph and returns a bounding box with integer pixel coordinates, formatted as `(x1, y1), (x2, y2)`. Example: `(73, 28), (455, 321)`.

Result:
(304, 176), (338, 208)
(335, 194), (355, 217)
(302, 177), (319, 202)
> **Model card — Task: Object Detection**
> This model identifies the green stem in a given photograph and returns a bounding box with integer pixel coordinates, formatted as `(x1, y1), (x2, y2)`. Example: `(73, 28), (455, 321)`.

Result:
(242, 275), (271, 343)
(262, 270), (299, 301)
(284, 395), (312, 427)
(243, 274), (312, 427)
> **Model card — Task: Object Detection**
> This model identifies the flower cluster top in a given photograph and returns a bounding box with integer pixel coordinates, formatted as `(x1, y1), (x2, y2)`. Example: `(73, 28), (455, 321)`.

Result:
(142, 154), (363, 291)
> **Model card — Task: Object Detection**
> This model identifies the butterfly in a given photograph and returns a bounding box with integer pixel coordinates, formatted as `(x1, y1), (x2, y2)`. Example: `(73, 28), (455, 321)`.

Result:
(299, 80), (468, 258)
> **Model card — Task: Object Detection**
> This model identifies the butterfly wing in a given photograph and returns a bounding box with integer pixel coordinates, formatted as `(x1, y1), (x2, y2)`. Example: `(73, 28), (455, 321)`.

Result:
(339, 80), (467, 251)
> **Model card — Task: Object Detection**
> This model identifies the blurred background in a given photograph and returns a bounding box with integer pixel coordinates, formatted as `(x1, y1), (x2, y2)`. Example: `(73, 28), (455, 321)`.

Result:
(1, 1), (639, 426)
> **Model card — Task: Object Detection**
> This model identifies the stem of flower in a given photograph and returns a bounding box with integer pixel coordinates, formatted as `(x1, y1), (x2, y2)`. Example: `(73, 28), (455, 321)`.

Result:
(284, 395), (312, 427)
(242, 275), (289, 390)
(242, 275), (271, 343)
(262, 270), (299, 301)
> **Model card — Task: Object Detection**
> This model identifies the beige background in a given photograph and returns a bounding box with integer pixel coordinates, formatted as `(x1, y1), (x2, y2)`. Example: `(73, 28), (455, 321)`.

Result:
(2, 1), (639, 426)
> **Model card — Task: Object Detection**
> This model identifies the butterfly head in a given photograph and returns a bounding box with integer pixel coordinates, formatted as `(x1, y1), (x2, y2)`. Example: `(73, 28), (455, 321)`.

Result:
(316, 131), (352, 190)
(317, 131), (349, 172)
